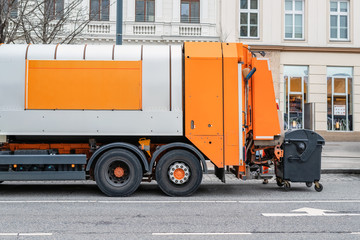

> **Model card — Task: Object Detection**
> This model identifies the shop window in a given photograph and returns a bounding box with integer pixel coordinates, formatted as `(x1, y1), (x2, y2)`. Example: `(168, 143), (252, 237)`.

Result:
(90, 0), (110, 21)
(135, 0), (155, 22)
(284, 66), (308, 130)
(327, 67), (353, 131)
(240, 0), (259, 38)
(181, 0), (200, 23)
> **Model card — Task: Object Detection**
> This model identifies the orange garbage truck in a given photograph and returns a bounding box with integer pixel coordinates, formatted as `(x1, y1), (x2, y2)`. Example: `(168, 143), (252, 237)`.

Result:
(0, 42), (324, 196)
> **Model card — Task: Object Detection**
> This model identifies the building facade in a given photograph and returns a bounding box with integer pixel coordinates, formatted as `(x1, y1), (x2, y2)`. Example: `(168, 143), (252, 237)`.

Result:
(77, 0), (219, 43)
(220, 0), (360, 141)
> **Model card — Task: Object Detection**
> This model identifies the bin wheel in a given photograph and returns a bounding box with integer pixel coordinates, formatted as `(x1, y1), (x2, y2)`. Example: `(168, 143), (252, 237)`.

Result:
(314, 182), (323, 192)
(306, 182), (313, 188)
(156, 150), (202, 197)
(276, 178), (284, 187)
(262, 179), (269, 184)
(284, 182), (291, 191)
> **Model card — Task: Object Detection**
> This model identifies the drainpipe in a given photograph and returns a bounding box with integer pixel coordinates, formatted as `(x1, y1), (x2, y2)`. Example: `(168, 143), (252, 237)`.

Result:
(116, 0), (123, 45)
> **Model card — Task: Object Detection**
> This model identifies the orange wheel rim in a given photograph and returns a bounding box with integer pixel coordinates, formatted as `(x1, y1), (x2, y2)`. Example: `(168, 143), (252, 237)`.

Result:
(114, 167), (125, 178)
(173, 168), (185, 180)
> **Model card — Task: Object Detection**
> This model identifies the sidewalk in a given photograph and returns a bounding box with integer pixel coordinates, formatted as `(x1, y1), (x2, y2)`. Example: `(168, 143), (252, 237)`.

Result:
(321, 142), (360, 174)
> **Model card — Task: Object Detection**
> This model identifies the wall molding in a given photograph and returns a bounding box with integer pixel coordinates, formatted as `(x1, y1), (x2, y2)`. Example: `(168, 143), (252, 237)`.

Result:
(249, 45), (360, 54)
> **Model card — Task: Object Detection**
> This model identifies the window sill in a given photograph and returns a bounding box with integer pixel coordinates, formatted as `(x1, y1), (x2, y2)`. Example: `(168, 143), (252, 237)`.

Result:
(329, 39), (351, 43)
(326, 130), (353, 132)
(284, 38), (305, 41)
(180, 22), (201, 24)
(134, 21), (155, 23)
(239, 37), (260, 40)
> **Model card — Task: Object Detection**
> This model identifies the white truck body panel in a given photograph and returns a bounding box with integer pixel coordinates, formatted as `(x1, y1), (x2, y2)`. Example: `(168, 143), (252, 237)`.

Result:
(142, 45), (170, 111)
(85, 45), (113, 60)
(0, 45), (28, 111)
(0, 44), (183, 136)
(56, 45), (85, 60)
(27, 45), (57, 60)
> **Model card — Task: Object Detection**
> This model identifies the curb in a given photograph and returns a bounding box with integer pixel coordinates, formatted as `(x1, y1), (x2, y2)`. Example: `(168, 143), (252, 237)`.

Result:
(206, 169), (360, 175)
(321, 169), (360, 174)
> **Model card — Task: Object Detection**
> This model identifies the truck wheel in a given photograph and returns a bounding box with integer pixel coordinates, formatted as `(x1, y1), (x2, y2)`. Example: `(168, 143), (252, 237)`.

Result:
(155, 150), (202, 197)
(94, 149), (142, 197)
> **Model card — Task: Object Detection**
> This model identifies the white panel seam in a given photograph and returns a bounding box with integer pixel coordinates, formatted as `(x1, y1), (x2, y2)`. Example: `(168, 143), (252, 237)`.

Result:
(255, 136), (274, 140)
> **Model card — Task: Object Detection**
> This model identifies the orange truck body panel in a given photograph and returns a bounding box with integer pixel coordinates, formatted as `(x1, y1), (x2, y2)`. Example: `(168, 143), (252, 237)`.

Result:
(25, 60), (142, 110)
(222, 43), (242, 168)
(184, 42), (224, 167)
(251, 58), (281, 140)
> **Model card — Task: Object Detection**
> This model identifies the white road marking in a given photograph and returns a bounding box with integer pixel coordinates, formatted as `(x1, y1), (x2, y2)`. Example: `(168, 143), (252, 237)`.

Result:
(263, 207), (360, 217)
(351, 232), (360, 235)
(19, 233), (53, 236)
(0, 200), (358, 204)
(152, 233), (251, 236)
(0, 233), (52, 236)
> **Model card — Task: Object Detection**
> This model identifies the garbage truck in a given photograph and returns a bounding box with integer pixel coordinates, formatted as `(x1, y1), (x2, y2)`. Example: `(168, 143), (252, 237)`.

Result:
(0, 42), (324, 196)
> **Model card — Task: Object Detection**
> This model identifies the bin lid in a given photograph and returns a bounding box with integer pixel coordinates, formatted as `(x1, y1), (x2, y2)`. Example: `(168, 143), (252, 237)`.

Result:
(285, 129), (325, 145)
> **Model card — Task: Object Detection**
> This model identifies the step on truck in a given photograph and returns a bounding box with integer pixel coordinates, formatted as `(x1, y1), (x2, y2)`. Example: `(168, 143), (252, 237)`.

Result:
(0, 42), (325, 196)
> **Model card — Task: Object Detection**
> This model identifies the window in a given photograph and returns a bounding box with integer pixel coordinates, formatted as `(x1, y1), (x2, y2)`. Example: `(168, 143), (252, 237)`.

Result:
(1, 0), (18, 19)
(45, 0), (64, 20)
(327, 67), (353, 131)
(90, 0), (110, 21)
(240, 0), (259, 38)
(181, 0), (200, 23)
(284, 0), (304, 39)
(330, 0), (349, 40)
(284, 66), (308, 130)
(135, 0), (155, 22)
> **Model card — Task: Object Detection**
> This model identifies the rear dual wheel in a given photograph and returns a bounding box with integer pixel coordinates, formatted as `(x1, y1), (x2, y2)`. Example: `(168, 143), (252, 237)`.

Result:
(156, 150), (202, 197)
(95, 149), (142, 197)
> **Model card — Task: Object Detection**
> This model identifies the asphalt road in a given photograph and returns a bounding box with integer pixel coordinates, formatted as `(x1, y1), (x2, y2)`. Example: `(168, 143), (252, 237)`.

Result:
(0, 174), (359, 240)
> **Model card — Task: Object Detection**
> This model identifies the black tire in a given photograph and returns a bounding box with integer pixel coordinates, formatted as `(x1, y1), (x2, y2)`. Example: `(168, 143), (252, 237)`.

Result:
(276, 178), (284, 187)
(94, 149), (142, 197)
(156, 150), (202, 197)
(314, 183), (323, 192)
(306, 182), (313, 188)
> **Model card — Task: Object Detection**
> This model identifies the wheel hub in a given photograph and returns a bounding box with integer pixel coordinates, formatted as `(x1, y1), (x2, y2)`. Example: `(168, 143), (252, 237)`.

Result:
(168, 162), (190, 184)
(114, 167), (125, 178)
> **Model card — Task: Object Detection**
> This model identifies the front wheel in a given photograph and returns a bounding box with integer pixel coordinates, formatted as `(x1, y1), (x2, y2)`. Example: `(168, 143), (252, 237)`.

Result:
(94, 149), (143, 197)
(155, 150), (202, 197)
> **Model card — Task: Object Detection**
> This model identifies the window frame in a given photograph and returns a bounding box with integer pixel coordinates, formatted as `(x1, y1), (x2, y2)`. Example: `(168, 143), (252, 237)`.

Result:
(135, 0), (155, 23)
(2, 0), (19, 19)
(45, 0), (64, 21)
(180, 0), (200, 24)
(89, 0), (110, 22)
(329, 0), (350, 41)
(239, 0), (260, 39)
(327, 67), (353, 132)
(284, 0), (305, 40)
